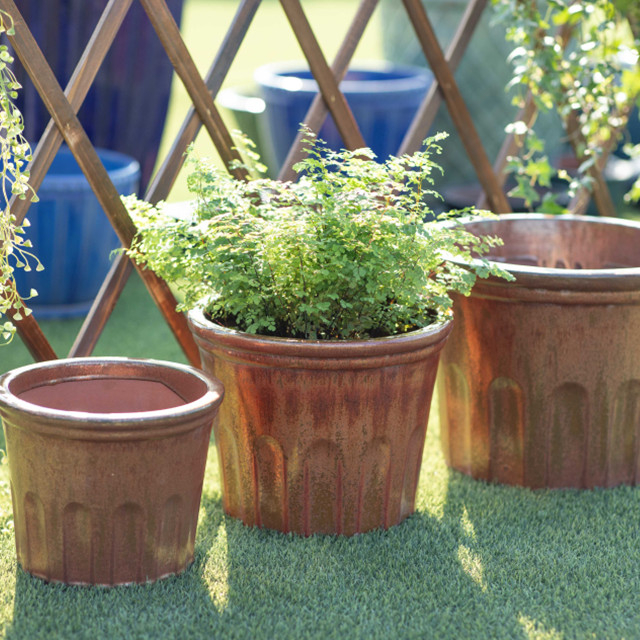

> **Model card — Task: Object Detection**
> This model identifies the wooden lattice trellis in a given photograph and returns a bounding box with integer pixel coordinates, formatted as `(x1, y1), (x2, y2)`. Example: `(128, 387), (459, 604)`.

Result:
(0, 0), (621, 364)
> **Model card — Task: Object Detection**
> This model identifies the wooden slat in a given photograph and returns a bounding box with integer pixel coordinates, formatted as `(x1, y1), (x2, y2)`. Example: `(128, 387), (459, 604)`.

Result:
(3, 1), (136, 248)
(146, 0), (260, 200)
(476, 21), (575, 210)
(402, 0), (511, 214)
(1, 0), (200, 366)
(12, 0), (134, 227)
(475, 92), (537, 210)
(400, 0), (487, 155)
(139, 0), (246, 181)
(4, 0), (133, 359)
(10, 308), (57, 361)
(68, 253), (134, 358)
(278, 0), (379, 181)
(279, 0), (366, 151)
(75, 0), (261, 356)
(565, 110), (616, 217)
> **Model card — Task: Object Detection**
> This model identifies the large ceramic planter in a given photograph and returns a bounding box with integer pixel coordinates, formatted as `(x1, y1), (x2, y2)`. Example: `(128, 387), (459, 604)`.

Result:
(188, 309), (452, 536)
(438, 214), (640, 489)
(14, 0), (184, 190)
(0, 358), (224, 586)
(254, 61), (433, 172)
(13, 146), (140, 318)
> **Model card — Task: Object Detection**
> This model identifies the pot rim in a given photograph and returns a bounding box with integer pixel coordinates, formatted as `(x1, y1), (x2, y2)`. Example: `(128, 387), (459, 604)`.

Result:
(0, 356), (224, 426)
(41, 146), (141, 191)
(254, 60), (433, 95)
(188, 308), (453, 360)
(461, 213), (640, 287)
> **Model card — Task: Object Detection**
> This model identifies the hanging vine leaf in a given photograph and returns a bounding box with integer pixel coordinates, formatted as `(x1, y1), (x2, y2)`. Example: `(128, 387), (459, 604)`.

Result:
(0, 10), (40, 345)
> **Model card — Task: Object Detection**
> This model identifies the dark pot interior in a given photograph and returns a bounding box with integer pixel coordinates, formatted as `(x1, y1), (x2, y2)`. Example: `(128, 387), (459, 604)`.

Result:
(467, 215), (640, 271)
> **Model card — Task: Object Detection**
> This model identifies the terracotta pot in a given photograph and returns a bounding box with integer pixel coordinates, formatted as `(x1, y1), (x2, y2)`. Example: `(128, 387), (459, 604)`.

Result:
(439, 214), (640, 489)
(188, 310), (452, 536)
(0, 358), (224, 586)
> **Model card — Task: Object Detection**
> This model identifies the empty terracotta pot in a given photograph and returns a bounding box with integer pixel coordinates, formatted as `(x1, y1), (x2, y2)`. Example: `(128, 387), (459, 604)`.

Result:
(0, 357), (224, 586)
(188, 310), (452, 536)
(439, 214), (640, 489)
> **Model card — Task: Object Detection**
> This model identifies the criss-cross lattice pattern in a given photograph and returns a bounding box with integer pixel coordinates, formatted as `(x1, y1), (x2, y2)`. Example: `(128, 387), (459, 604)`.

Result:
(0, 0), (620, 364)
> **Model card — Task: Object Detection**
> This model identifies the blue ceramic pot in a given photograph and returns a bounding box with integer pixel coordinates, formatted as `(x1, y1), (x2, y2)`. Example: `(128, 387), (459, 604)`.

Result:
(254, 61), (433, 172)
(14, 146), (140, 318)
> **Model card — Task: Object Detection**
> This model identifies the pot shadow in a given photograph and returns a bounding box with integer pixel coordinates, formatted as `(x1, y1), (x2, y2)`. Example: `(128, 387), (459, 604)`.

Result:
(5, 468), (640, 638)
(2, 484), (509, 639)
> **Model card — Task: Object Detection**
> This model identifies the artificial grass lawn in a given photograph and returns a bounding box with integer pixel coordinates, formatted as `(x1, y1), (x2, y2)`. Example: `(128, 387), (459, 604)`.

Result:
(0, 278), (639, 638)
(2, 0), (640, 636)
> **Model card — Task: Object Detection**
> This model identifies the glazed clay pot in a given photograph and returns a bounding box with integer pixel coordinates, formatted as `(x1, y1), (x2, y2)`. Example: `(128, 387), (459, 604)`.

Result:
(0, 358), (224, 586)
(439, 214), (640, 489)
(188, 310), (452, 536)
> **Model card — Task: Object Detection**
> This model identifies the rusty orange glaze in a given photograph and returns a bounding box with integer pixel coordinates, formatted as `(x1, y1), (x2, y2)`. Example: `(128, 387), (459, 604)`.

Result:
(189, 310), (452, 536)
(0, 357), (224, 586)
(439, 214), (640, 489)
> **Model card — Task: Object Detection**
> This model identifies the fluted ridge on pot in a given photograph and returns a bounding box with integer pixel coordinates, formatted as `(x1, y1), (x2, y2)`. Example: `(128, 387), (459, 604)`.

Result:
(439, 214), (640, 489)
(0, 358), (224, 586)
(188, 309), (452, 536)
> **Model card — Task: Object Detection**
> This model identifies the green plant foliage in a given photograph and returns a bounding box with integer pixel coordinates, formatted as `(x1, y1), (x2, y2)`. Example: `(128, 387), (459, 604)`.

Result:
(126, 131), (509, 340)
(0, 10), (40, 344)
(492, 0), (640, 212)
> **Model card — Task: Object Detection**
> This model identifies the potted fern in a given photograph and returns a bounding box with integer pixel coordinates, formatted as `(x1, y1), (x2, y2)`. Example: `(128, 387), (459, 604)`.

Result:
(126, 130), (507, 536)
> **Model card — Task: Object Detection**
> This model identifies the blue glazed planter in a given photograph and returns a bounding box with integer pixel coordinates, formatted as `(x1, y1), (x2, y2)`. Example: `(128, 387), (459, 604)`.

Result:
(13, 0), (184, 192)
(254, 62), (433, 171)
(14, 146), (140, 318)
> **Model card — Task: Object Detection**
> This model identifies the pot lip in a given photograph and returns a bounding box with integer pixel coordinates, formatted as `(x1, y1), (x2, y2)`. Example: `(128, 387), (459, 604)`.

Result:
(188, 307), (453, 358)
(254, 60), (433, 94)
(0, 356), (224, 425)
(461, 213), (640, 282)
(42, 146), (140, 190)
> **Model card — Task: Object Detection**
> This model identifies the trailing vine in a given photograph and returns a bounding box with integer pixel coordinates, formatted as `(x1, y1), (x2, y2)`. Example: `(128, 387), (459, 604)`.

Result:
(0, 10), (40, 344)
(492, 0), (640, 212)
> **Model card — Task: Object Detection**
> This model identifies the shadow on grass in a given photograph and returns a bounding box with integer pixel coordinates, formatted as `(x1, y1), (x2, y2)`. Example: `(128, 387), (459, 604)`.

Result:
(4, 475), (640, 638)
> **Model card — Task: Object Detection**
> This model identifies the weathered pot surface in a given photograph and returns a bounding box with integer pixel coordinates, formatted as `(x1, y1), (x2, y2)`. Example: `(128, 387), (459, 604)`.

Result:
(0, 357), (224, 586)
(188, 309), (452, 536)
(439, 214), (640, 489)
